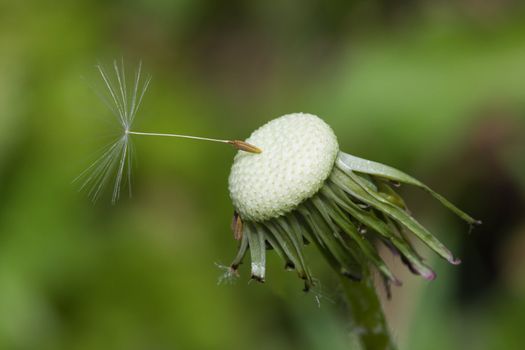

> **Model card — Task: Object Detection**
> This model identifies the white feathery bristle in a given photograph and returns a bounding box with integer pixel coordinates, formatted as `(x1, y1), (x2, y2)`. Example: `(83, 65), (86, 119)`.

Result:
(228, 113), (339, 221)
(75, 60), (151, 203)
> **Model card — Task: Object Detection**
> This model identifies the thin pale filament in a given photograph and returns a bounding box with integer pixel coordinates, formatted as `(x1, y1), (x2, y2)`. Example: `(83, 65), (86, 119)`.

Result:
(127, 130), (230, 144)
(127, 130), (262, 153)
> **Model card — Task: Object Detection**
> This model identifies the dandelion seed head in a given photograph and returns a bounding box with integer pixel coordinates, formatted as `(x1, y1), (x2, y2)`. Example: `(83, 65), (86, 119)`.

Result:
(226, 112), (479, 293)
(228, 113), (339, 221)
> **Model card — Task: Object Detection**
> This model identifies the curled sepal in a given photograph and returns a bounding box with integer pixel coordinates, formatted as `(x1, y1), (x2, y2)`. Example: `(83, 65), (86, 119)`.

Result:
(314, 195), (401, 286)
(331, 168), (461, 265)
(337, 152), (481, 226)
(254, 222), (294, 270)
(301, 202), (363, 280)
(322, 184), (436, 280)
(229, 228), (249, 271)
(264, 220), (313, 290)
(245, 223), (267, 282)
(276, 217), (314, 290)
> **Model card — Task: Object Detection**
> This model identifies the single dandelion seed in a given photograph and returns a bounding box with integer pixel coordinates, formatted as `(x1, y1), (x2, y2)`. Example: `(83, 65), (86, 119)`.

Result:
(75, 60), (261, 203)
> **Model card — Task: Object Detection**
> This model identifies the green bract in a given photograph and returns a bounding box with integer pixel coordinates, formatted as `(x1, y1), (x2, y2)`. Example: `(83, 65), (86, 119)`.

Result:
(227, 113), (479, 291)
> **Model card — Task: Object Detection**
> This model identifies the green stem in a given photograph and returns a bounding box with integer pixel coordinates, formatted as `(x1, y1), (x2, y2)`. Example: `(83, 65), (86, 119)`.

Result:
(338, 272), (397, 350)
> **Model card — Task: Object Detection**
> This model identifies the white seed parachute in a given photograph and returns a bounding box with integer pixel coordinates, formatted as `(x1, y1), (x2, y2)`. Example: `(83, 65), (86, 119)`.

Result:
(75, 60), (151, 204)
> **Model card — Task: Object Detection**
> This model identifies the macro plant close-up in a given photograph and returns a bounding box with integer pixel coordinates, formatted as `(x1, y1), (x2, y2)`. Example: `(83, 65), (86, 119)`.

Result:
(77, 61), (480, 349)
(1, 1), (525, 350)
(226, 112), (480, 349)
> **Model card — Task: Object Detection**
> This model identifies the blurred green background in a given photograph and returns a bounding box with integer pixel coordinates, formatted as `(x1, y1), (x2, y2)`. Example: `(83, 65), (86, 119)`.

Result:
(1, 1), (525, 349)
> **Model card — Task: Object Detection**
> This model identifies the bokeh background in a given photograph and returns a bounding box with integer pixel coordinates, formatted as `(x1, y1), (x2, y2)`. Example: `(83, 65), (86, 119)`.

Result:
(1, 1), (525, 349)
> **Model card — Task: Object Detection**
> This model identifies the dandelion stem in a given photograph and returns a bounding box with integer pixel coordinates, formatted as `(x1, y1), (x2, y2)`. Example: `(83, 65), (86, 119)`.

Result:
(127, 131), (262, 153)
(339, 270), (397, 350)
